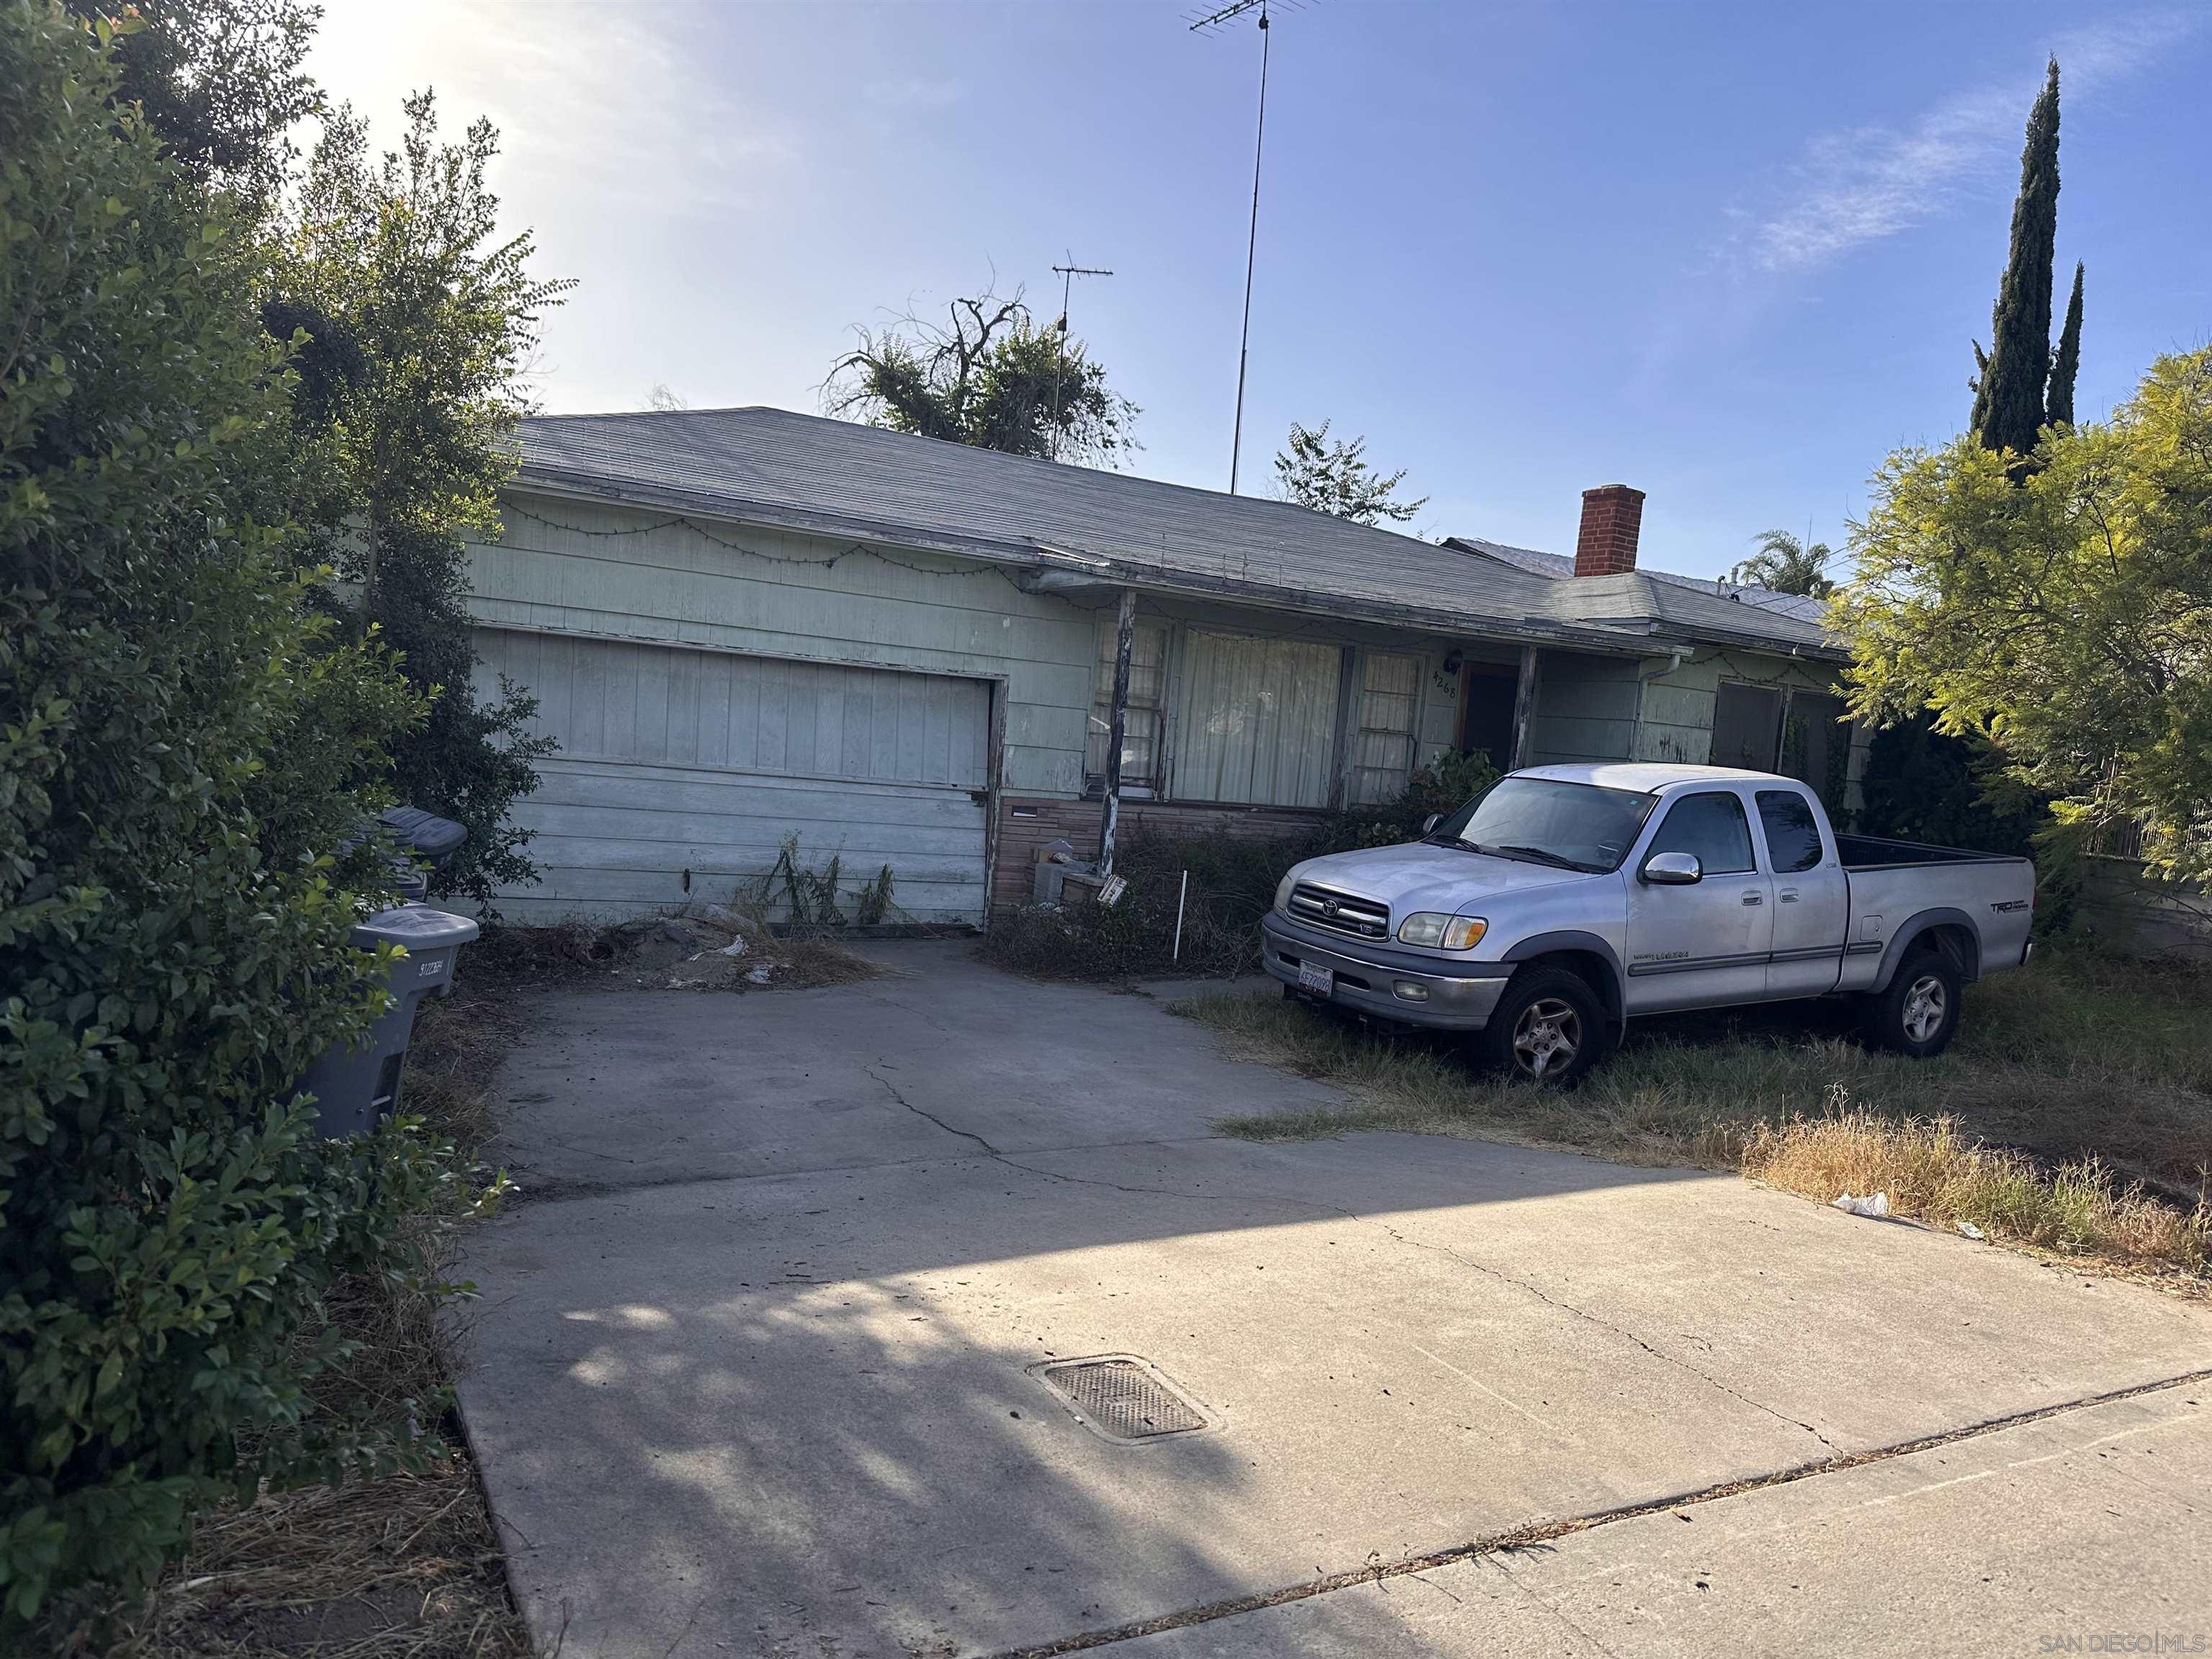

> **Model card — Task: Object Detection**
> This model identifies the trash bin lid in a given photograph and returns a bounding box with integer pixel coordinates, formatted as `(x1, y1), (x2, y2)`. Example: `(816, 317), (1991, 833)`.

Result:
(379, 806), (469, 863)
(351, 902), (481, 952)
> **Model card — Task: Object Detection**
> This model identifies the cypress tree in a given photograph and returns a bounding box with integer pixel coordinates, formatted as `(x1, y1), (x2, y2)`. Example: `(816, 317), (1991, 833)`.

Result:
(2047, 260), (2085, 428)
(1969, 58), (2061, 459)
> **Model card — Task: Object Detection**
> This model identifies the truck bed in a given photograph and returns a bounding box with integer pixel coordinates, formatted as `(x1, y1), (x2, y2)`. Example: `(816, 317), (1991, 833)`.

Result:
(1835, 837), (2036, 992)
(1835, 833), (2026, 871)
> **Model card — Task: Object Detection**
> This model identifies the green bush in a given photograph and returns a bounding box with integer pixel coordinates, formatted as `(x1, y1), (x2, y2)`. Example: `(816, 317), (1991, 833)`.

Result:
(1, 8), (477, 1627)
(983, 751), (1503, 981)
(1858, 716), (2080, 933)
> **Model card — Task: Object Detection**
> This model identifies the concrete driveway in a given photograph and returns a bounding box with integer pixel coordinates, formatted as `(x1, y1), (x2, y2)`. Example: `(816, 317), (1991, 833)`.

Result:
(454, 942), (2212, 1658)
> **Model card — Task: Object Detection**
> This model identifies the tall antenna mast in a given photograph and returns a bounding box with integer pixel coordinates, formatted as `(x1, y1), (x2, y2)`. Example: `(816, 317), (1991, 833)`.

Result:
(1189, 0), (1285, 493)
(1048, 256), (1113, 463)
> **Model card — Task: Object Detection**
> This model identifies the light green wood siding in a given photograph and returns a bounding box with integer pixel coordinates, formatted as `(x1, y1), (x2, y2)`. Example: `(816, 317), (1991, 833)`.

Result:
(1632, 646), (1871, 815)
(1526, 651), (1642, 764)
(469, 493), (1096, 794)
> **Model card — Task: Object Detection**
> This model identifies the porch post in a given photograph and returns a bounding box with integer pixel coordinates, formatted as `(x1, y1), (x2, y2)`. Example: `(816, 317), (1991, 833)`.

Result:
(1097, 586), (1138, 878)
(1508, 644), (1540, 768)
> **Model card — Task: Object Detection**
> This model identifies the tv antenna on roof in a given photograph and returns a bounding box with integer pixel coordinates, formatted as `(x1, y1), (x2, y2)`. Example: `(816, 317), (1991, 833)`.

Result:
(1188, 0), (1308, 493)
(1049, 256), (1113, 462)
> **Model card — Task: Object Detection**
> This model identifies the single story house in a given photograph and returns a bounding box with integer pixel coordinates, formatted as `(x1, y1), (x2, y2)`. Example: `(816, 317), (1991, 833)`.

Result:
(462, 407), (1861, 925)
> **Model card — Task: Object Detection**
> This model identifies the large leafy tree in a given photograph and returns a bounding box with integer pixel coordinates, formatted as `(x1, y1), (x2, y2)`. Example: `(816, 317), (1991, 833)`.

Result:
(276, 92), (568, 907)
(1839, 347), (2212, 884)
(1730, 529), (1834, 597)
(1968, 60), (2085, 461)
(1272, 421), (1426, 526)
(1, 5), (472, 1625)
(829, 289), (1138, 466)
(61, 0), (318, 211)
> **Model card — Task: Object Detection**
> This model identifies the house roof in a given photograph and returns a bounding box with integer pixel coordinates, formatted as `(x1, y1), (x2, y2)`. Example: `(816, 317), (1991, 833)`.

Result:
(515, 406), (1840, 660)
(1445, 536), (1831, 634)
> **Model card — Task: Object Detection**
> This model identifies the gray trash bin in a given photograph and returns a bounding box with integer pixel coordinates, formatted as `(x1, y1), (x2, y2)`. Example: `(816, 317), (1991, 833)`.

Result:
(297, 903), (480, 1137)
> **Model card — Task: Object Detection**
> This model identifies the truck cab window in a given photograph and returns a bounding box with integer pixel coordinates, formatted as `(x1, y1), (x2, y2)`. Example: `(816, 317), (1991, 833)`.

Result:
(1755, 789), (1824, 873)
(1647, 791), (1756, 875)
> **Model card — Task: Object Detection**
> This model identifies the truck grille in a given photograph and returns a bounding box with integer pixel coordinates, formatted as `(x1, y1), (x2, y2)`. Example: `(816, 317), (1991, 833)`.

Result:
(1288, 882), (1390, 940)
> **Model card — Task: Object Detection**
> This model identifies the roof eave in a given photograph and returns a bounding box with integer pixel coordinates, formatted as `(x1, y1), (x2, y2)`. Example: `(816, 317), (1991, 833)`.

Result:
(508, 466), (1845, 662)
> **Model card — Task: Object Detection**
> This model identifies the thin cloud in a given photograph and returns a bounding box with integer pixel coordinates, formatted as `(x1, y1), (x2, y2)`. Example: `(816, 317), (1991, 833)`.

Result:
(862, 76), (963, 112)
(1744, 14), (2194, 273)
(308, 1), (794, 217)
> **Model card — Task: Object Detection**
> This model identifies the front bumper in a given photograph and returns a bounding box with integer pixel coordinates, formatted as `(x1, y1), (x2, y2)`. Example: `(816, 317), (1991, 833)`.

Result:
(1261, 911), (1513, 1031)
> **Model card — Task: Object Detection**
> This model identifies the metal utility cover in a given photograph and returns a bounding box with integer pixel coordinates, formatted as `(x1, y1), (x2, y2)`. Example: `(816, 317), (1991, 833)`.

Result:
(1030, 1354), (1215, 1444)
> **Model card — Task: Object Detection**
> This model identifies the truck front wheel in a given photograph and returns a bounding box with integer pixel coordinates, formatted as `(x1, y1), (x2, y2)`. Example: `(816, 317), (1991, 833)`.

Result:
(1470, 966), (1610, 1086)
(1861, 950), (1962, 1058)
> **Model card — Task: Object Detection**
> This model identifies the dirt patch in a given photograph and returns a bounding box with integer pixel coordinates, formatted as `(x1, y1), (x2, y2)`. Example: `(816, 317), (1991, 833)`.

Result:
(468, 905), (883, 996)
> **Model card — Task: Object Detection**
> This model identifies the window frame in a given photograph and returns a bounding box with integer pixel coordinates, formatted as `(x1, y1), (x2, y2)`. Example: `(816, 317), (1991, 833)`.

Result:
(1084, 617), (1169, 794)
(1350, 650), (1422, 806)
(1711, 680), (1784, 771)
(1754, 786), (1827, 874)
(1645, 788), (1760, 876)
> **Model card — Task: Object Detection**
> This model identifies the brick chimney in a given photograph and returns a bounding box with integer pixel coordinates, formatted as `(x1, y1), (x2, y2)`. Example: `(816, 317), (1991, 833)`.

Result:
(1573, 484), (1645, 577)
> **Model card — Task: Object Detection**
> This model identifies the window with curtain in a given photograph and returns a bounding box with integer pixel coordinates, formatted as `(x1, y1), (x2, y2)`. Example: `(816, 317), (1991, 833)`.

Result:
(1170, 631), (1342, 806)
(1085, 619), (1168, 789)
(1352, 652), (1421, 804)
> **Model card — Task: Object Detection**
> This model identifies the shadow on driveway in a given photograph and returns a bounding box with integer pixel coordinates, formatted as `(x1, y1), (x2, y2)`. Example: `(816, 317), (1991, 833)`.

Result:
(453, 943), (2212, 1658)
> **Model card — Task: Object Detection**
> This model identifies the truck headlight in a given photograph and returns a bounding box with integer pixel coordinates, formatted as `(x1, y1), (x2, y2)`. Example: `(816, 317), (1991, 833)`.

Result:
(1274, 871), (1296, 912)
(1398, 913), (1487, 950)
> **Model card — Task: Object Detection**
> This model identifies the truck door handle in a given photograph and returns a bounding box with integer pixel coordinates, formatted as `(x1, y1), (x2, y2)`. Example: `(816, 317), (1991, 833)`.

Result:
(1742, 893), (1763, 906)
(1779, 890), (1799, 903)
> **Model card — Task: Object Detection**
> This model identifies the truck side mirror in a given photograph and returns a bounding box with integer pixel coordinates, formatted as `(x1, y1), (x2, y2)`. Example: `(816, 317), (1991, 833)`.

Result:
(1641, 851), (1702, 886)
(1421, 814), (1441, 835)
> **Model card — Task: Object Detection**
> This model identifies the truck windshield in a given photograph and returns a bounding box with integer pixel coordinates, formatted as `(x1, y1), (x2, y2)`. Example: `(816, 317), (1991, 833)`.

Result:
(1430, 778), (1657, 873)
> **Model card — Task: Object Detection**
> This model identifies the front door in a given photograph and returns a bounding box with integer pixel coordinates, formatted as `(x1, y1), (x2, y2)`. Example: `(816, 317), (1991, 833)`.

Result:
(1625, 788), (1773, 1012)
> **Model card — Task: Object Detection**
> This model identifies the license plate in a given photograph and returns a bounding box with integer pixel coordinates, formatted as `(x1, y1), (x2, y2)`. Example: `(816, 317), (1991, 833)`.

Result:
(1297, 961), (1335, 998)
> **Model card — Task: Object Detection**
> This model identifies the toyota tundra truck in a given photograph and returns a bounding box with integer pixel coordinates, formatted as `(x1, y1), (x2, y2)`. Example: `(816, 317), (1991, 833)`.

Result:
(1261, 763), (2036, 1084)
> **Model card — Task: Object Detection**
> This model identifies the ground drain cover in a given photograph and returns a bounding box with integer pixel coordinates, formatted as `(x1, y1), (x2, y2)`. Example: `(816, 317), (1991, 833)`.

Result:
(1030, 1354), (1214, 1444)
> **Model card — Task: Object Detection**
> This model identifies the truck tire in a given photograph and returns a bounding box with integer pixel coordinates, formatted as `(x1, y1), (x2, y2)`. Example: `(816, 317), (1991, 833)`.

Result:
(1861, 949), (1962, 1058)
(1469, 966), (1610, 1086)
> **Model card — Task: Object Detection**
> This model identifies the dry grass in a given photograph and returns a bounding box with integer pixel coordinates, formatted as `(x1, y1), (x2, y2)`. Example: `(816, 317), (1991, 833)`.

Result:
(112, 1464), (526, 1659)
(98, 984), (537, 1659)
(1182, 945), (2212, 1290)
(1736, 1098), (2210, 1278)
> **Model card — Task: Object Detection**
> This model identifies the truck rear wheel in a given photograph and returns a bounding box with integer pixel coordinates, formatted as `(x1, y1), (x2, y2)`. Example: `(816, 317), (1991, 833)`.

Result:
(1469, 966), (1609, 1086)
(1861, 950), (1962, 1058)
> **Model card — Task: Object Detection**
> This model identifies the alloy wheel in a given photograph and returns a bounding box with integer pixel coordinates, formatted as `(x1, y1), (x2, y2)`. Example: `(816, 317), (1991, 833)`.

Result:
(1512, 996), (1583, 1079)
(1901, 973), (1948, 1044)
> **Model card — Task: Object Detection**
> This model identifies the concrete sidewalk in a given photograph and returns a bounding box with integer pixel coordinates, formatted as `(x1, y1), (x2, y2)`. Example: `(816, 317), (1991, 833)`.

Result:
(1114, 1382), (2212, 1657)
(454, 943), (2212, 1658)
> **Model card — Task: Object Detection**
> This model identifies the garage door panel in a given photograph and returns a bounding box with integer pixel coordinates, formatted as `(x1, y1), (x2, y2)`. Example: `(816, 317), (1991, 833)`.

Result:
(526, 824), (992, 870)
(530, 760), (986, 828)
(503, 637), (992, 789)
(477, 630), (991, 925)
(513, 864), (985, 920)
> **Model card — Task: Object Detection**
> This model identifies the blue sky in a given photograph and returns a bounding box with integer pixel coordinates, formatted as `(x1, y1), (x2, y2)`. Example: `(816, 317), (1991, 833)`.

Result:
(308, 1), (2210, 580)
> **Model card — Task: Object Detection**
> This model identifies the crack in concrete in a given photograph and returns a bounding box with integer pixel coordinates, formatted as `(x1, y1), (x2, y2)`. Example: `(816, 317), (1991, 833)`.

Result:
(866, 1064), (1004, 1156)
(1356, 1211), (1842, 1455)
(986, 1370), (2212, 1658)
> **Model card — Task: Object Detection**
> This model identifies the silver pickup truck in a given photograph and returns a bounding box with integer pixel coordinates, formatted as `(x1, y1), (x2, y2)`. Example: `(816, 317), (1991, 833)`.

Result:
(1261, 763), (2036, 1084)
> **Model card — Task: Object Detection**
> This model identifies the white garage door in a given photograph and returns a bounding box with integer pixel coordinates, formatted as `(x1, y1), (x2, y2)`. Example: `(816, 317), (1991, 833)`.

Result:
(475, 629), (992, 925)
